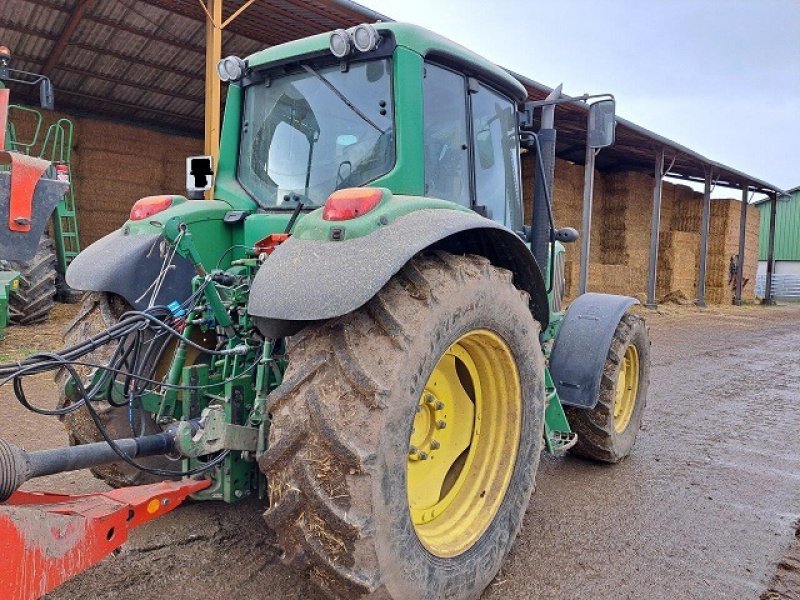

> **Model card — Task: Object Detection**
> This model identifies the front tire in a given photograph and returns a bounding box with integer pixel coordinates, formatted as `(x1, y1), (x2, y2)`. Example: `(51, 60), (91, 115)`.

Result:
(565, 312), (650, 462)
(261, 253), (545, 600)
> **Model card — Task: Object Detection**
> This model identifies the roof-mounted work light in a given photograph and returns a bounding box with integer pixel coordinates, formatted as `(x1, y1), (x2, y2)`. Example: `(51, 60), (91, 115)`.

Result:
(351, 24), (379, 53)
(216, 55), (246, 82)
(329, 28), (352, 58)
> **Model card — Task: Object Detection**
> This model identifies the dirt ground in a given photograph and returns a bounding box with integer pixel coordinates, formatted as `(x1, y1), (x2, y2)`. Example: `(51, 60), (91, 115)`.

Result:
(0, 301), (798, 599)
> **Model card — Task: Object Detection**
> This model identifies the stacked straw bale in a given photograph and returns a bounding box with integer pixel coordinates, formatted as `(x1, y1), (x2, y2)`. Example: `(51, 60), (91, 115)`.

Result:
(520, 155), (760, 305)
(73, 119), (202, 245)
(12, 105), (759, 305)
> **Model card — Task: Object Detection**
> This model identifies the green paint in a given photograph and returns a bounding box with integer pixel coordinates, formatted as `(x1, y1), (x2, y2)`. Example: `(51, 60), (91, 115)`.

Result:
(757, 189), (800, 261)
(246, 23), (526, 101)
(81, 21), (587, 501)
(0, 271), (19, 340)
(543, 368), (575, 453)
(290, 189), (471, 242)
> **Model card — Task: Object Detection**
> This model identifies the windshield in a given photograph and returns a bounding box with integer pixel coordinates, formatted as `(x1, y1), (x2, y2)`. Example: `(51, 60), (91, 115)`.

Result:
(238, 59), (394, 208)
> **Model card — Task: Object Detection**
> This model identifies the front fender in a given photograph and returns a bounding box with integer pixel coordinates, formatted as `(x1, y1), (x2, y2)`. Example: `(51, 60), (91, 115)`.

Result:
(65, 228), (195, 310)
(549, 292), (639, 409)
(249, 208), (549, 337)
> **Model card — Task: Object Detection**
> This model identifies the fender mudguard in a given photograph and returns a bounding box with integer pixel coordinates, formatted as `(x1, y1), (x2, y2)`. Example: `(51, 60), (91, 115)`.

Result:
(549, 292), (638, 409)
(65, 228), (195, 310)
(249, 209), (549, 338)
(0, 169), (68, 261)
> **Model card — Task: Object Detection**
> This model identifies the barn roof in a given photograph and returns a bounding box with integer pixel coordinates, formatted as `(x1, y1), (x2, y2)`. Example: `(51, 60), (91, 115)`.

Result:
(0, 0), (785, 195)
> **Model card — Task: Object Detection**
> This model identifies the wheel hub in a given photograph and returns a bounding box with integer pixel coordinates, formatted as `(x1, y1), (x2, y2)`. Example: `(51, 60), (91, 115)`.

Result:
(613, 343), (640, 433)
(406, 329), (522, 558)
(409, 393), (448, 462)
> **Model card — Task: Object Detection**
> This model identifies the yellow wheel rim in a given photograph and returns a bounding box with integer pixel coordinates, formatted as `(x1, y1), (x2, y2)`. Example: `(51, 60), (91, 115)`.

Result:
(407, 329), (522, 558)
(613, 344), (640, 433)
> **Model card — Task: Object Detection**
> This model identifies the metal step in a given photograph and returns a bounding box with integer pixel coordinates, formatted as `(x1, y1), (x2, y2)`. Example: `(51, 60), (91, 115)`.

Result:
(547, 430), (579, 453)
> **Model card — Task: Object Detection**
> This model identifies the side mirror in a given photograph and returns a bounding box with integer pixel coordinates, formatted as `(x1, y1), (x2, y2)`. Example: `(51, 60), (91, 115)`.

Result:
(186, 155), (214, 199)
(39, 78), (54, 110)
(587, 98), (615, 149)
(555, 227), (579, 243)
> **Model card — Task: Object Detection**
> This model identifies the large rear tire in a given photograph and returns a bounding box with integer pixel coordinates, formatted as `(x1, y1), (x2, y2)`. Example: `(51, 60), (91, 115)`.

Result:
(565, 312), (650, 463)
(56, 292), (174, 487)
(0, 233), (56, 324)
(261, 253), (545, 600)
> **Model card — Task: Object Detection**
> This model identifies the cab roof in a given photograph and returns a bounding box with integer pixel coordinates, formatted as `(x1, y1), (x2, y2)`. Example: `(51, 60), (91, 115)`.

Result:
(246, 22), (528, 103)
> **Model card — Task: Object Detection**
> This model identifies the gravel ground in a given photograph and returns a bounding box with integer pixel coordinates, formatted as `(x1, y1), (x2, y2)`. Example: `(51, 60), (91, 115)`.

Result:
(0, 301), (798, 599)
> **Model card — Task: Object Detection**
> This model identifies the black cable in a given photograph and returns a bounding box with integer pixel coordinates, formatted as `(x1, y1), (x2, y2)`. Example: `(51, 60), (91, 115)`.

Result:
(0, 295), (262, 477)
(9, 350), (231, 477)
(118, 310), (242, 356)
(215, 244), (253, 270)
(79, 389), (230, 477)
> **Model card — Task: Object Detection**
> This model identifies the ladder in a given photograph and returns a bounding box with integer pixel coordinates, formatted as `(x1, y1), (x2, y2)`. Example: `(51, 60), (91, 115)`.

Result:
(39, 118), (80, 273)
(3, 109), (81, 274)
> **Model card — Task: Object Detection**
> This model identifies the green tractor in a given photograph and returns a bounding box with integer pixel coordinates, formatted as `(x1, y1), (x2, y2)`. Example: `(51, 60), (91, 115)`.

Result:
(0, 23), (649, 599)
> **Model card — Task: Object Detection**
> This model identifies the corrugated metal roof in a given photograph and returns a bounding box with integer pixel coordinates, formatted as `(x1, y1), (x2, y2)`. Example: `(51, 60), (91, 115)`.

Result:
(758, 189), (800, 261)
(0, 0), (786, 195)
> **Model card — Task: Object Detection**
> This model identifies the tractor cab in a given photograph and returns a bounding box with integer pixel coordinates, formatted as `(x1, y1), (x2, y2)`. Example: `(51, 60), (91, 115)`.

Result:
(206, 23), (529, 231)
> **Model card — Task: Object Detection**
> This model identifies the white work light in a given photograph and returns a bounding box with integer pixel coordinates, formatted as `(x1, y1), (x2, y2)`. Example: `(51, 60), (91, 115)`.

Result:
(329, 29), (352, 58)
(216, 56), (246, 82)
(351, 24), (379, 53)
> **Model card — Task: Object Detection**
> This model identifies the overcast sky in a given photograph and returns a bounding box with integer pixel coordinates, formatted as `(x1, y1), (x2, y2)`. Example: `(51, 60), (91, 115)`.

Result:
(362, 0), (800, 192)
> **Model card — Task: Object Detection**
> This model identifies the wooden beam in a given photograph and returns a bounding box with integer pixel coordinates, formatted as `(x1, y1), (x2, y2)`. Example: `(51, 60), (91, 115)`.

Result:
(56, 88), (203, 124)
(42, 0), (96, 75)
(204, 0), (222, 161)
(141, 0), (309, 43)
(27, 0), (207, 55)
(69, 43), (202, 80)
(57, 65), (202, 105)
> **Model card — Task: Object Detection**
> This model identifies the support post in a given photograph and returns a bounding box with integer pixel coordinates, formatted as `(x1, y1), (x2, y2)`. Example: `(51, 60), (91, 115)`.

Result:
(696, 170), (712, 307)
(578, 145), (596, 295)
(764, 191), (778, 305)
(204, 0), (222, 163)
(734, 184), (748, 305)
(646, 149), (665, 308)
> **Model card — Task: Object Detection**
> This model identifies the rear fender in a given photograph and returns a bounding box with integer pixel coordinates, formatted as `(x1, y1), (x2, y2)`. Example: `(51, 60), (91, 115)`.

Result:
(65, 229), (195, 310)
(549, 292), (638, 409)
(248, 208), (549, 338)
(0, 154), (68, 261)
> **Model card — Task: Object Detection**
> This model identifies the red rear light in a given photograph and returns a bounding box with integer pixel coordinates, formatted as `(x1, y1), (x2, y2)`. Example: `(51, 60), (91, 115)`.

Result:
(255, 233), (290, 255)
(322, 188), (382, 221)
(130, 195), (175, 221)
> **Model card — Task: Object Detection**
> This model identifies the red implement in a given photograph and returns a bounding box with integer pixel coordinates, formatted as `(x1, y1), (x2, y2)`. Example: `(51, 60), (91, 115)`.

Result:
(0, 151), (50, 233)
(0, 478), (210, 600)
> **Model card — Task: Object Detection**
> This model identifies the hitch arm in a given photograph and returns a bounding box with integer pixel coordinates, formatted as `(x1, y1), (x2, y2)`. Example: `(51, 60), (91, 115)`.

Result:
(0, 479), (209, 600)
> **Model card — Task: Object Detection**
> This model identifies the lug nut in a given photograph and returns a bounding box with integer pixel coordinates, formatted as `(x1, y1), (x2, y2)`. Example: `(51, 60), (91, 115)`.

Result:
(434, 401), (445, 410)
(424, 394), (434, 404)
(418, 452), (429, 460)
(409, 445), (418, 455)
(430, 440), (440, 450)
(437, 420), (447, 429)
(415, 404), (422, 413)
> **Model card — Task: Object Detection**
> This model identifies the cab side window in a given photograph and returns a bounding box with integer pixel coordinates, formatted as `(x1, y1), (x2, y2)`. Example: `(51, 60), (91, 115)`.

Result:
(470, 84), (523, 231)
(423, 64), (470, 208)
